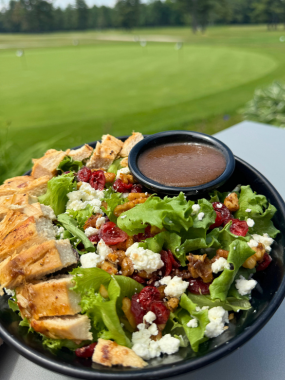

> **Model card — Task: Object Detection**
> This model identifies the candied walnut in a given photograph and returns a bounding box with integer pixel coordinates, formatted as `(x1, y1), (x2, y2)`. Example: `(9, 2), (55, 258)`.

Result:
(99, 284), (109, 298)
(128, 193), (149, 201)
(83, 214), (102, 230)
(121, 257), (134, 277)
(120, 173), (134, 184)
(101, 261), (118, 275)
(229, 313), (234, 320)
(110, 236), (134, 251)
(77, 181), (82, 190)
(171, 268), (192, 280)
(104, 172), (116, 183)
(211, 249), (229, 263)
(243, 243), (266, 269)
(156, 285), (166, 299)
(113, 250), (126, 265)
(107, 252), (119, 265)
(166, 297), (179, 312)
(120, 157), (128, 167)
(224, 192), (239, 212)
(187, 254), (213, 283)
(122, 297), (136, 329)
(137, 270), (153, 279)
(114, 198), (148, 217)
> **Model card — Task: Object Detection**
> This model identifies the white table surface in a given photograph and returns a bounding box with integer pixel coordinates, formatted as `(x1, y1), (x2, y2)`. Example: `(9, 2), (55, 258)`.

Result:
(1, 121), (285, 380)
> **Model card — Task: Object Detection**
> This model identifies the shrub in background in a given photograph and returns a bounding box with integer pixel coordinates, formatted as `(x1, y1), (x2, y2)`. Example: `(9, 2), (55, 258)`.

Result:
(242, 81), (285, 127)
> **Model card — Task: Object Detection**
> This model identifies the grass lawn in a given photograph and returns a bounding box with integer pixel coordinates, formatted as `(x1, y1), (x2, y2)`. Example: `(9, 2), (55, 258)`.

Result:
(1, 25), (285, 179)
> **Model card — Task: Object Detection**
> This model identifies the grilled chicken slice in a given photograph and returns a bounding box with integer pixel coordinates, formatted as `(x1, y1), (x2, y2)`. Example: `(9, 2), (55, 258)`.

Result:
(92, 339), (147, 368)
(31, 149), (67, 179)
(0, 240), (77, 290)
(31, 315), (92, 341)
(16, 275), (81, 320)
(119, 132), (144, 157)
(0, 211), (55, 263)
(86, 135), (123, 170)
(66, 144), (93, 162)
(0, 175), (50, 197)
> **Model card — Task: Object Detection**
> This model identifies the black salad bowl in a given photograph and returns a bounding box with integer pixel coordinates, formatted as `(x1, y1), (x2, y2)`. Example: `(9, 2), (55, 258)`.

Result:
(1, 135), (285, 380)
(128, 130), (236, 196)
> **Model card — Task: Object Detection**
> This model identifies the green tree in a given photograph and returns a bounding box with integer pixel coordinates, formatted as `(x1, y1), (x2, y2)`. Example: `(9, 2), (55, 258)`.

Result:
(75, 0), (88, 30)
(115, 0), (140, 29)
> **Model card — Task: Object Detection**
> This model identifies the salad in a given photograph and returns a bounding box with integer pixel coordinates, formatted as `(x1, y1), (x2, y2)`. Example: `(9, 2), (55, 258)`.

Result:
(0, 132), (279, 368)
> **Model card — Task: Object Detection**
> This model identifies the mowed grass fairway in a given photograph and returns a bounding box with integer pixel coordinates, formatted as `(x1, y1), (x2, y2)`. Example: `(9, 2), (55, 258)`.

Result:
(1, 25), (285, 167)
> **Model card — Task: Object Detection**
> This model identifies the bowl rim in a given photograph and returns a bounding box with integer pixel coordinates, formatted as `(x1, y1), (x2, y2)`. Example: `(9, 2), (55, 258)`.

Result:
(1, 140), (285, 380)
(128, 130), (235, 195)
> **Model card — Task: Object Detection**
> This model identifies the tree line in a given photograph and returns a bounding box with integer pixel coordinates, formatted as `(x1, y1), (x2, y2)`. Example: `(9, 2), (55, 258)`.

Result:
(1, 0), (285, 34)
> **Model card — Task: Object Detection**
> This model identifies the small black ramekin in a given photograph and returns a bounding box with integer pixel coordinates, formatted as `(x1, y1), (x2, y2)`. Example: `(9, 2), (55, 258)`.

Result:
(128, 130), (235, 196)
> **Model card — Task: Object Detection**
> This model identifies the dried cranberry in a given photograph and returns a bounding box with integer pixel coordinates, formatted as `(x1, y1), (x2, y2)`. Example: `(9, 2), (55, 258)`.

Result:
(256, 253), (272, 272)
(210, 202), (232, 228)
(138, 286), (161, 310)
(160, 250), (173, 276)
(89, 170), (106, 191)
(168, 250), (180, 268)
(112, 179), (133, 193)
(132, 274), (146, 284)
(188, 278), (210, 295)
(88, 234), (100, 243)
(230, 219), (248, 237)
(77, 167), (92, 183)
(99, 221), (128, 245)
(131, 294), (146, 325)
(133, 225), (155, 242)
(75, 342), (97, 358)
(149, 301), (170, 324)
(131, 184), (143, 193)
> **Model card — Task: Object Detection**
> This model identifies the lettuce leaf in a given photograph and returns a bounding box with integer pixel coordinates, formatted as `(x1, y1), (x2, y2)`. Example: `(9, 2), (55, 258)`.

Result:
(70, 268), (143, 347)
(209, 240), (255, 301)
(117, 192), (194, 236)
(178, 294), (209, 352)
(8, 299), (19, 312)
(186, 293), (252, 312)
(206, 222), (250, 251)
(38, 173), (75, 216)
(42, 337), (86, 351)
(57, 156), (83, 174)
(67, 204), (93, 229)
(107, 158), (123, 174)
(101, 189), (125, 223)
(142, 231), (181, 258)
(57, 213), (95, 252)
(234, 186), (279, 238)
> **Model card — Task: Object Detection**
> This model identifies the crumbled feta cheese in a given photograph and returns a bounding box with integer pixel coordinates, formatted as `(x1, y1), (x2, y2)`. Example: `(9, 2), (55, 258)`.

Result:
(132, 322), (180, 360)
(160, 276), (189, 298)
(216, 203), (223, 208)
(125, 243), (164, 274)
(196, 306), (209, 312)
(80, 239), (112, 268)
(235, 276), (257, 296)
(147, 323), (158, 336)
(122, 193), (129, 198)
(197, 212), (205, 221)
(250, 233), (274, 252)
(191, 204), (200, 215)
(247, 239), (258, 248)
(143, 311), (156, 324)
(54, 226), (65, 239)
(187, 318), (198, 328)
(116, 167), (130, 179)
(80, 252), (101, 268)
(96, 216), (106, 229)
(245, 208), (252, 213)
(66, 182), (104, 213)
(205, 307), (229, 338)
(40, 204), (56, 220)
(97, 239), (113, 260)
(246, 218), (255, 228)
(84, 227), (98, 237)
(4, 288), (15, 296)
(211, 257), (230, 274)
